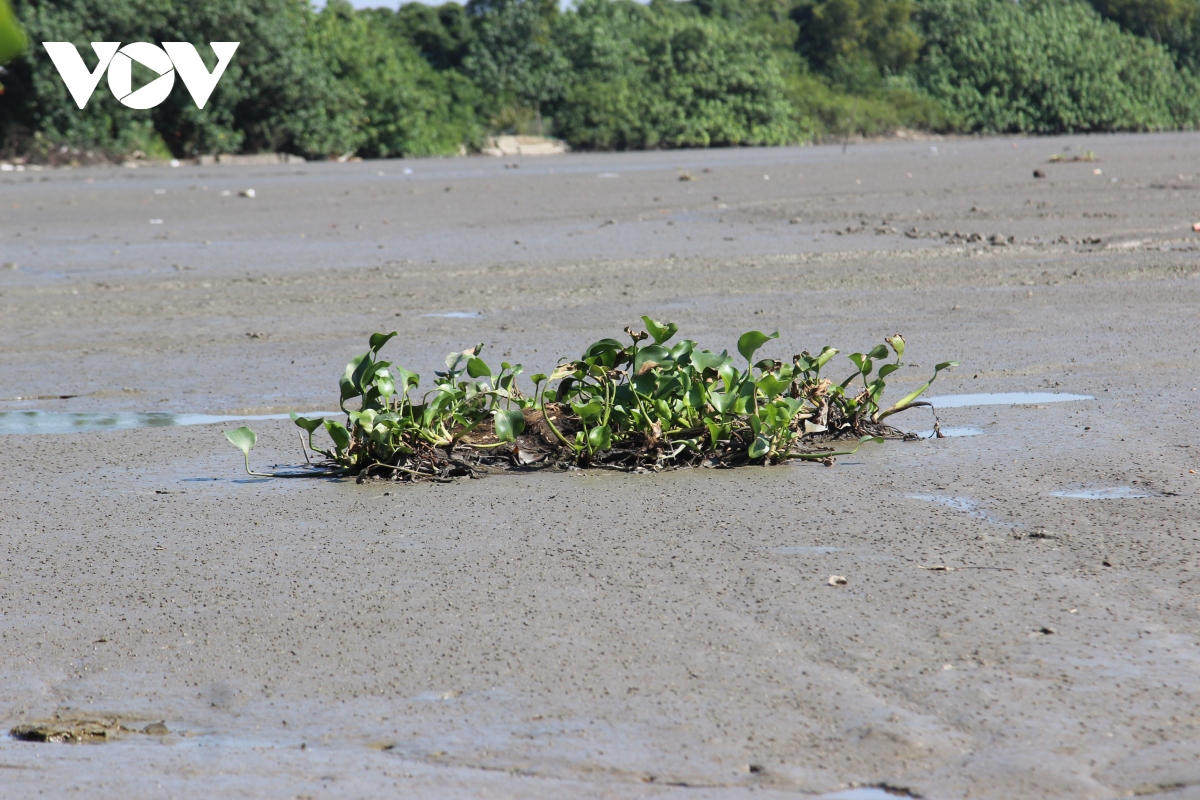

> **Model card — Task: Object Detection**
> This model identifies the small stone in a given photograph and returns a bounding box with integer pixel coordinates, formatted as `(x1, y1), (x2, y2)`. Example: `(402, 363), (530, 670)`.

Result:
(828, 575), (848, 586)
(143, 722), (169, 735)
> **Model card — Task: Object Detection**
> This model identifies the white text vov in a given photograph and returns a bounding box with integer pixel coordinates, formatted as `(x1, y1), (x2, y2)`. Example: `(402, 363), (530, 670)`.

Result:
(43, 42), (239, 110)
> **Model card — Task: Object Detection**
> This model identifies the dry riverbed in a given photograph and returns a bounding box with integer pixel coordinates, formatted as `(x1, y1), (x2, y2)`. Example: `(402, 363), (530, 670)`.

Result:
(1, 134), (1198, 798)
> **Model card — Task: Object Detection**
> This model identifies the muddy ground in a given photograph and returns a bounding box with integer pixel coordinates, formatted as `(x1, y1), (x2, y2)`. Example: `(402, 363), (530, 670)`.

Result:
(0, 133), (1198, 798)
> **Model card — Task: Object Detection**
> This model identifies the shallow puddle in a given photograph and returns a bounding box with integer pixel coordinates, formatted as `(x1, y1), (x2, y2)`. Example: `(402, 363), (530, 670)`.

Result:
(420, 311), (483, 319)
(914, 426), (984, 439)
(927, 392), (1092, 409)
(819, 789), (919, 800)
(765, 546), (842, 554)
(1051, 486), (1155, 499)
(909, 494), (1015, 527)
(0, 411), (337, 435)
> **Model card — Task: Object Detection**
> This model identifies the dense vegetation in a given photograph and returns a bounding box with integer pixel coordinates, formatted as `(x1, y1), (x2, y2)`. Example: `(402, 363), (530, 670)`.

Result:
(2, 0), (1199, 160)
(224, 322), (957, 479)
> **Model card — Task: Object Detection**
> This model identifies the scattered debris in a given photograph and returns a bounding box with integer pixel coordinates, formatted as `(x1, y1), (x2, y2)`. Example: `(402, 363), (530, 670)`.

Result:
(905, 228), (1015, 246)
(1033, 169), (1047, 179)
(239, 188), (256, 198)
(828, 575), (848, 586)
(917, 564), (1015, 572)
(1048, 151), (1097, 163)
(11, 714), (169, 744)
(678, 172), (694, 182)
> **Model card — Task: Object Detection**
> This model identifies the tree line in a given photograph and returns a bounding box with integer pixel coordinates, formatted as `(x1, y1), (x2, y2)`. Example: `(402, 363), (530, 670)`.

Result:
(2, 0), (1199, 160)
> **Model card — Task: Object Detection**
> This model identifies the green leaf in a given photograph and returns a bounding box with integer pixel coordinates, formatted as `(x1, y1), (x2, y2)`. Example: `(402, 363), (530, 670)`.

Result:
(719, 362), (741, 394)
(691, 350), (730, 372)
(814, 347), (839, 370)
(787, 436), (883, 461)
(876, 361), (961, 421)
(375, 371), (396, 399)
(324, 419), (351, 453)
(756, 373), (790, 399)
(669, 339), (695, 361)
(705, 419), (722, 447)
(886, 335), (905, 361)
(571, 399), (605, 423)
(0, 1), (28, 67)
(467, 357), (492, 379)
(634, 345), (672, 374)
(493, 408), (525, 443)
(369, 331), (398, 353)
(877, 363), (901, 380)
(394, 367), (419, 391)
(225, 426), (256, 456)
(709, 390), (737, 415)
(641, 316), (679, 345)
(868, 344), (890, 360)
(290, 413), (323, 435)
(748, 435), (770, 459)
(737, 330), (778, 364)
(224, 426), (257, 474)
(779, 397), (806, 419)
(587, 424), (612, 452)
(582, 339), (625, 367)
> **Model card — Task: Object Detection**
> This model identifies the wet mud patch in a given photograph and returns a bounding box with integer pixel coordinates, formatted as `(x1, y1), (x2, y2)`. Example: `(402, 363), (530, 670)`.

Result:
(909, 494), (1016, 527)
(10, 714), (169, 744)
(1052, 485), (1166, 499)
(0, 410), (337, 436)
(822, 787), (923, 799)
(927, 392), (1092, 409)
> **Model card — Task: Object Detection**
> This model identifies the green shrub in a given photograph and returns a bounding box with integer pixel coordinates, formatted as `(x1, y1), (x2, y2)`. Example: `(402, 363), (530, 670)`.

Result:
(1088, 0), (1200, 69)
(384, 2), (475, 72)
(1, 0), (360, 158)
(914, 0), (1200, 133)
(793, 0), (922, 77)
(553, 0), (802, 149)
(461, 0), (568, 130)
(226, 323), (957, 479)
(786, 72), (952, 138)
(312, 0), (481, 158)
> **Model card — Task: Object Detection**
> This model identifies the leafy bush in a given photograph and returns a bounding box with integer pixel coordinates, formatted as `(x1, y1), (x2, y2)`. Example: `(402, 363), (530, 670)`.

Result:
(226, 321), (957, 480)
(311, 0), (481, 158)
(553, 0), (802, 149)
(1, 0), (360, 158)
(793, 0), (922, 77)
(462, 0), (567, 130)
(1, 0), (483, 159)
(383, 1), (475, 71)
(1088, 0), (1200, 69)
(914, 0), (1200, 133)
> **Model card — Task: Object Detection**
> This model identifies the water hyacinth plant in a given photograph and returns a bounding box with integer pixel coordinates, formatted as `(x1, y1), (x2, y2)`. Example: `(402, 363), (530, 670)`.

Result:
(226, 318), (957, 480)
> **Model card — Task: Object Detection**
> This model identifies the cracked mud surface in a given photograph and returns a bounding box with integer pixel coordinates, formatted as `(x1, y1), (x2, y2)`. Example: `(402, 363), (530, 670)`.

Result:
(1, 133), (1198, 798)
